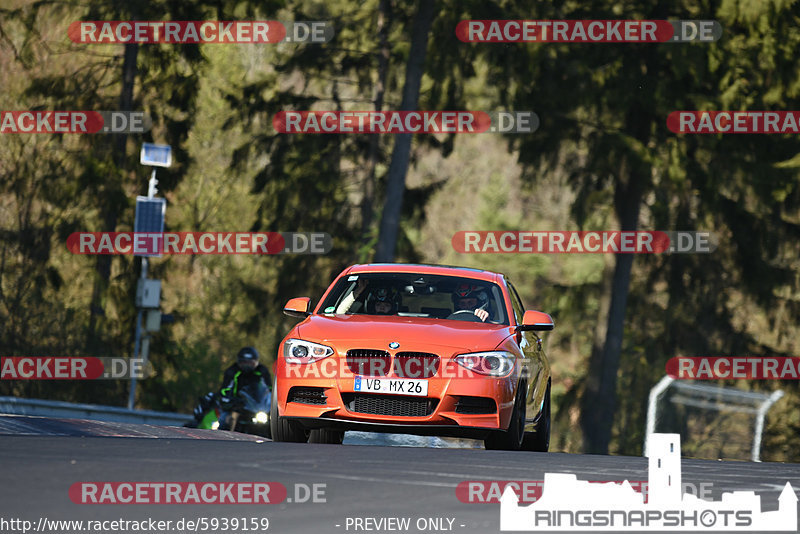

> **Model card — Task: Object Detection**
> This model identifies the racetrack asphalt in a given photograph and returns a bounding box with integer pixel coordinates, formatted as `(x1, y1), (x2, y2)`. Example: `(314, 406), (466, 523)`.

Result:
(0, 415), (798, 534)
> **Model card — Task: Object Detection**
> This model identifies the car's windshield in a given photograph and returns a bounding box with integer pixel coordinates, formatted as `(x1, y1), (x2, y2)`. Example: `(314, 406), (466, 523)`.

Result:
(318, 272), (508, 325)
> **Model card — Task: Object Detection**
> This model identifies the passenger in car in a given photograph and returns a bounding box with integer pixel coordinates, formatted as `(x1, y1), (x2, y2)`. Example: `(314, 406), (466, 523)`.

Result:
(336, 278), (368, 314)
(335, 279), (397, 315)
(366, 287), (397, 315)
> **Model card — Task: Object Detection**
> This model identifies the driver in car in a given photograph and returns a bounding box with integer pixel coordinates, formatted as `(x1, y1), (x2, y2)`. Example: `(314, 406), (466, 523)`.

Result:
(453, 283), (490, 322)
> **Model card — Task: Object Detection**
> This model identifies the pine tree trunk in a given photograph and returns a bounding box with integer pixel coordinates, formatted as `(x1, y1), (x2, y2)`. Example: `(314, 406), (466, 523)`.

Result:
(580, 156), (643, 453)
(374, 0), (435, 262)
(361, 0), (391, 246)
(87, 41), (138, 349)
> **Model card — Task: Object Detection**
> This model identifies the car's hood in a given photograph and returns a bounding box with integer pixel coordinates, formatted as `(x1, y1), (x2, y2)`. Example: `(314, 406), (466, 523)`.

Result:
(296, 314), (512, 353)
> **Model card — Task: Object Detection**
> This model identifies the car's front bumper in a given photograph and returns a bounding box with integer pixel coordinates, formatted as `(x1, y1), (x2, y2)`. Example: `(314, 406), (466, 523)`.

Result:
(276, 357), (518, 434)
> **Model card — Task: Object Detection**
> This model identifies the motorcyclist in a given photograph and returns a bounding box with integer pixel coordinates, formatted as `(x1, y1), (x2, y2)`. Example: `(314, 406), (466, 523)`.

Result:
(218, 346), (272, 430)
(184, 346), (271, 429)
(453, 283), (489, 322)
(184, 390), (218, 428)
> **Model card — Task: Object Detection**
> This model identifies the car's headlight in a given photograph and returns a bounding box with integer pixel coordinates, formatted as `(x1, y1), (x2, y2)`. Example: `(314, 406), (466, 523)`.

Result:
(253, 411), (268, 424)
(454, 351), (516, 376)
(283, 338), (334, 364)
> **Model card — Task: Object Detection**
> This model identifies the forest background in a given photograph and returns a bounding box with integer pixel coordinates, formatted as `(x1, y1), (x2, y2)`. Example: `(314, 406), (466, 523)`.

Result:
(1, 0), (799, 460)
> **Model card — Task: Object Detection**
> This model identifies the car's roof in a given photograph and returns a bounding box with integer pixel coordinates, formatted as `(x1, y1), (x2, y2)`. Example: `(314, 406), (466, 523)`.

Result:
(344, 263), (503, 283)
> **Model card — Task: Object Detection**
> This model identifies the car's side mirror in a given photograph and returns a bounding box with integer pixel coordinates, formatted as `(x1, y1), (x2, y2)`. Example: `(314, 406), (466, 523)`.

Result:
(518, 310), (554, 331)
(284, 297), (311, 318)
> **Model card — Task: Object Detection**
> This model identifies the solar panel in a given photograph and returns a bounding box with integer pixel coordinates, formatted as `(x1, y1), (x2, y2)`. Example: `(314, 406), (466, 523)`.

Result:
(140, 143), (172, 167)
(134, 197), (166, 257)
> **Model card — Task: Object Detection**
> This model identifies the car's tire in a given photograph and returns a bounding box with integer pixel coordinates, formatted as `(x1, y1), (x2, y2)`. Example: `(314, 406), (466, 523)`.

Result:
(263, 417), (272, 440)
(308, 428), (345, 444)
(523, 380), (550, 452)
(270, 384), (309, 443)
(484, 382), (526, 451)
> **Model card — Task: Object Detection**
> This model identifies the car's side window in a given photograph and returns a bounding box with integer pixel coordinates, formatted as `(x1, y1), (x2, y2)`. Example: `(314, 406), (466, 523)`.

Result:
(507, 281), (525, 325)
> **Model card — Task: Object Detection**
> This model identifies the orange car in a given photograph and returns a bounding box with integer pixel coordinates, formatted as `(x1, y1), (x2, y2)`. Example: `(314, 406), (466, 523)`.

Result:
(270, 263), (553, 451)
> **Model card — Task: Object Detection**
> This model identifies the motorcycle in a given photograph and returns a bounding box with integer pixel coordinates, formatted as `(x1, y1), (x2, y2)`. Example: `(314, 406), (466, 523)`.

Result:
(193, 381), (272, 439)
(223, 380), (272, 438)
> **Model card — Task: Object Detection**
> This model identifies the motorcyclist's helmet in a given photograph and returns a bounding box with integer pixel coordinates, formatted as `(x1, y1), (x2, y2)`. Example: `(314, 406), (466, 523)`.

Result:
(237, 346), (260, 371)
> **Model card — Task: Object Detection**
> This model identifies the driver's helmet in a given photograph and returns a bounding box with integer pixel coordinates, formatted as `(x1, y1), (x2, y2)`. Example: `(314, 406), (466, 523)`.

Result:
(366, 285), (398, 314)
(452, 282), (489, 312)
(236, 346), (260, 371)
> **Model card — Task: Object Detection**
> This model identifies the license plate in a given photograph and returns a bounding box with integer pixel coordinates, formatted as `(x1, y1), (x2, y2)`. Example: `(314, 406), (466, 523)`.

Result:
(354, 376), (428, 396)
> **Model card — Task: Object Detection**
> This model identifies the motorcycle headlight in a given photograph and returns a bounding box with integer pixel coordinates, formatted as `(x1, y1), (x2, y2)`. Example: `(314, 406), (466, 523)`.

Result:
(254, 411), (268, 424)
(454, 351), (516, 377)
(283, 338), (334, 364)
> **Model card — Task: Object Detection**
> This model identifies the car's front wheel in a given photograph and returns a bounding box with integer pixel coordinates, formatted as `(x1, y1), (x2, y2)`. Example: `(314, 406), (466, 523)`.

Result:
(270, 384), (309, 443)
(484, 382), (526, 451)
(523, 380), (550, 452)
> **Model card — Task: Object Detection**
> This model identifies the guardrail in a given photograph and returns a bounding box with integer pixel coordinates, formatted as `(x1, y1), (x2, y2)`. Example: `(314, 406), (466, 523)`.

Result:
(0, 396), (191, 426)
